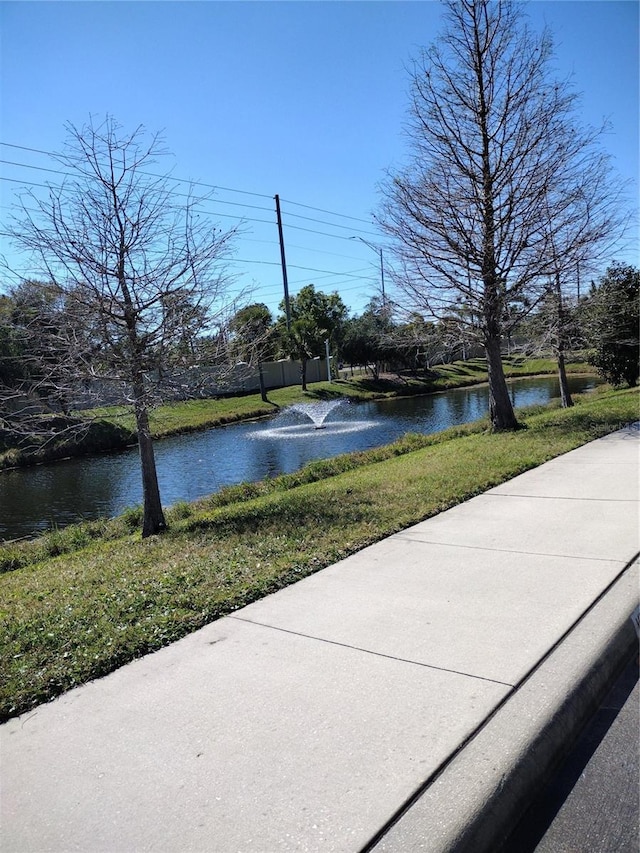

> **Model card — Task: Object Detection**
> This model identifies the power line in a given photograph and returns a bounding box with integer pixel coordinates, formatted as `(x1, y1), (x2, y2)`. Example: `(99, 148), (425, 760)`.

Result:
(0, 158), (278, 216)
(0, 205), (363, 264)
(235, 257), (370, 275)
(281, 221), (380, 243)
(0, 142), (56, 158)
(1, 143), (376, 228)
(0, 143), (376, 236)
(277, 204), (378, 237)
(0, 142), (384, 253)
(1, 176), (385, 256)
(0, 158), (67, 176)
(0, 141), (387, 313)
(232, 258), (280, 267)
(0, 175), (52, 191)
(0, 175), (277, 227)
(0, 141), (275, 201)
(0, 143), (382, 237)
(286, 242), (370, 262)
(0, 167), (382, 238)
(284, 263), (372, 279)
(0, 172), (377, 239)
(279, 196), (373, 226)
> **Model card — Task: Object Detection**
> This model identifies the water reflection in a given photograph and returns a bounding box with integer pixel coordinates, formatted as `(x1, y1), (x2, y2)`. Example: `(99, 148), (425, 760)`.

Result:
(1, 375), (597, 541)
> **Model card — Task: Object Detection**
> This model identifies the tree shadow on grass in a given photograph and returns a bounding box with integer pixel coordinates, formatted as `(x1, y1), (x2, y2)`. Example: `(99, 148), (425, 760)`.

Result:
(183, 487), (377, 539)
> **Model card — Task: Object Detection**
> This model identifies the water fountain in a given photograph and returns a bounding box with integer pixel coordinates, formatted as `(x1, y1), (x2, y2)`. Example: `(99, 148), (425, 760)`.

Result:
(289, 400), (343, 429)
(249, 399), (376, 440)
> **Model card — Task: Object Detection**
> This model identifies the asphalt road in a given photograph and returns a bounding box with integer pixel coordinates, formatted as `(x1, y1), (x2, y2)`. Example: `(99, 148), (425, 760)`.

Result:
(502, 652), (639, 853)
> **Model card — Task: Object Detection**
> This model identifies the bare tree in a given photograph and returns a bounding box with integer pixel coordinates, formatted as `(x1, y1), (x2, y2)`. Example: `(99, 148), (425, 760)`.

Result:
(539, 144), (629, 407)
(4, 117), (239, 536)
(379, 0), (627, 430)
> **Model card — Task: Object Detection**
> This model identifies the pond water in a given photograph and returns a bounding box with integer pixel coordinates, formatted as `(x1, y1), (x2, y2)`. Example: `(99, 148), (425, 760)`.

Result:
(1, 375), (597, 541)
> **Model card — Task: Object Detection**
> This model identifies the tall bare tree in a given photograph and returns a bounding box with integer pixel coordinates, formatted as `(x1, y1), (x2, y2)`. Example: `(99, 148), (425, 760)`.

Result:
(379, 0), (627, 430)
(4, 117), (238, 536)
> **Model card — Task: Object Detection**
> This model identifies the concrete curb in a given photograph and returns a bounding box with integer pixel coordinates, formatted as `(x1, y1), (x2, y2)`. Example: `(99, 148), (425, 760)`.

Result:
(367, 558), (639, 853)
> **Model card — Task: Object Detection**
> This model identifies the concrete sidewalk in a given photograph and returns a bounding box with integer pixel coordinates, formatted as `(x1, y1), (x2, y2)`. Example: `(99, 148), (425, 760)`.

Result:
(2, 425), (639, 853)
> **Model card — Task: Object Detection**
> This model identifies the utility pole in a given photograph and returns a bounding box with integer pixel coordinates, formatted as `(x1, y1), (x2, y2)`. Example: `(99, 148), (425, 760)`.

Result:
(274, 194), (291, 330)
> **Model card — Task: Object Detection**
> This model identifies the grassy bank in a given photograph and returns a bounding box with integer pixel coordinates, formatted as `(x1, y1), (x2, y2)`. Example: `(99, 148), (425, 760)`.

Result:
(0, 384), (636, 721)
(0, 356), (591, 470)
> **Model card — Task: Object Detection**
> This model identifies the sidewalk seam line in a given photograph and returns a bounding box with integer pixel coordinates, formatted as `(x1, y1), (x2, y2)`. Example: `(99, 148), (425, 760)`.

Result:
(393, 536), (630, 563)
(227, 615), (514, 687)
(486, 493), (638, 503)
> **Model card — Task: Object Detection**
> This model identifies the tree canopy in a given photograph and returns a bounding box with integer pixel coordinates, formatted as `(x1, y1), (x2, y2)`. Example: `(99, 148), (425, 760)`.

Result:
(277, 285), (348, 389)
(4, 116), (238, 536)
(379, 0), (628, 430)
(227, 303), (276, 365)
(585, 263), (639, 388)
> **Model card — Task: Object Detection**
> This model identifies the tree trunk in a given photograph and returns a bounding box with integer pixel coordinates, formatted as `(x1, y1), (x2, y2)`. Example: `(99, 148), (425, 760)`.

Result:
(300, 358), (308, 392)
(554, 274), (573, 408)
(132, 376), (166, 538)
(557, 349), (573, 408)
(485, 335), (519, 431)
(471, 8), (519, 434)
(258, 363), (268, 402)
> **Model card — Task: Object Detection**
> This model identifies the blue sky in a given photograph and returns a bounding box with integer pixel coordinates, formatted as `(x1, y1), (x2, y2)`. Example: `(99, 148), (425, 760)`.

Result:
(1, 0), (638, 318)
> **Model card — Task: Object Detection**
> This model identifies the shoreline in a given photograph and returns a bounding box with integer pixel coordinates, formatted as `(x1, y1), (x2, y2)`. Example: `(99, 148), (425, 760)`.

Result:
(0, 364), (595, 473)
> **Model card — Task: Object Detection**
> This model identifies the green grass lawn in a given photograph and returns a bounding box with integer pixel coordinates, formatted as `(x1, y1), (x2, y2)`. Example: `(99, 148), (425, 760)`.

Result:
(0, 384), (637, 721)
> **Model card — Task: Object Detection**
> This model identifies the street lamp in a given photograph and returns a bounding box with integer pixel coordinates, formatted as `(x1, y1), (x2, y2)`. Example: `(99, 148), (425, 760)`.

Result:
(350, 236), (386, 304)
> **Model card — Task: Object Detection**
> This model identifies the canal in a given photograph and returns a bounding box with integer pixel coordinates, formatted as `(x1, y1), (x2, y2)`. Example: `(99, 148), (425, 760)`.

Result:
(1, 375), (597, 541)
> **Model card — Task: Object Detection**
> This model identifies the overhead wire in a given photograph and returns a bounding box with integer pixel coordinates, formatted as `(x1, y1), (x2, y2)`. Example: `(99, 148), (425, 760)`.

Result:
(0, 141), (389, 312)
(0, 142), (275, 201)
(0, 145), (381, 236)
(277, 196), (373, 225)
(0, 173), (278, 226)
(0, 166), (380, 238)
(1, 144), (378, 229)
